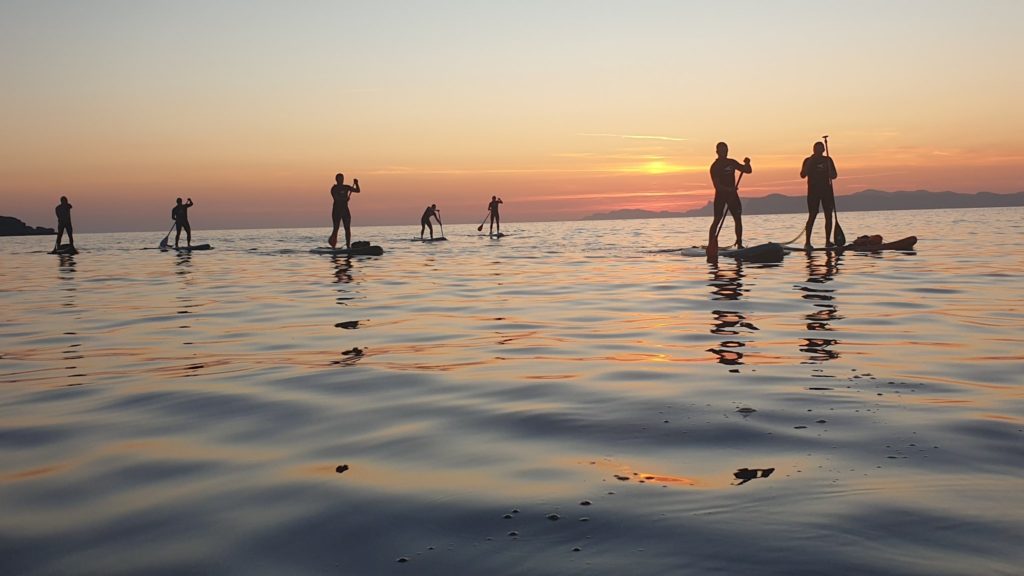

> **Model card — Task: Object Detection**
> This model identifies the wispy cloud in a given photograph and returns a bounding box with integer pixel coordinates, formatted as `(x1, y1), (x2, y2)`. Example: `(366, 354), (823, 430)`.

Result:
(578, 133), (688, 142)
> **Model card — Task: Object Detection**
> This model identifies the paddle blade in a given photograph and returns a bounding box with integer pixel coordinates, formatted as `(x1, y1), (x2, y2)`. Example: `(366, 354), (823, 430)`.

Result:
(477, 224), (483, 231)
(328, 232), (337, 248)
(706, 237), (719, 263)
(159, 236), (168, 249)
(834, 220), (846, 247)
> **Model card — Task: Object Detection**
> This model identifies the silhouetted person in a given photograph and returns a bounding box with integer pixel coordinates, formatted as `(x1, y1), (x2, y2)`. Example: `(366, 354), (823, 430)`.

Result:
(330, 173), (360, 248)
(54, 196), (73, 251)
(171, 197), (193, 248)
(800, 141), (838, 249)
(487, 196), (503, 234)
(420, 204), (442, 239)
(708, 142), (752, 249)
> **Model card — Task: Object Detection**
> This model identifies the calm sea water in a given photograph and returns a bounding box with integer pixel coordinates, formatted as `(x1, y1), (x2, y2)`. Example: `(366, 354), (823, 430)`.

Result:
(2, 208), (1022, 575)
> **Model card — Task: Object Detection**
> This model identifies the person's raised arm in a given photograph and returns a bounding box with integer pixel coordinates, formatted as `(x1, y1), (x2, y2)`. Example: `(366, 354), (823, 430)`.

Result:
(739, 157), (752, 174)
(186, 198), (194, 207)
(352, 178), (360, 193)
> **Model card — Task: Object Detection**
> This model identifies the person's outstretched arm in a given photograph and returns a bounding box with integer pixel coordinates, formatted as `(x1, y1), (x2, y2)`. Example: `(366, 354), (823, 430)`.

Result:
(738, 157), (752, 174)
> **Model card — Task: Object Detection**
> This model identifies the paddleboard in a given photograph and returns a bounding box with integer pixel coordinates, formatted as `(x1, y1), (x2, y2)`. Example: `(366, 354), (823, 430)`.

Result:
(310, 245), (384, 256)
(682, 242), (786, 263)
(488, 232), (506, 238)
(413, 237), (448, 242)
(167, 244), (213, 251)
(49, 244), (78, 255)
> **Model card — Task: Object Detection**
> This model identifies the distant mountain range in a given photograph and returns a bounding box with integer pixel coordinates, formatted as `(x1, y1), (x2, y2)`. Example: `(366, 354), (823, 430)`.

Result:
(582, 189), (1024, 220)
(0, 216), (55, 236)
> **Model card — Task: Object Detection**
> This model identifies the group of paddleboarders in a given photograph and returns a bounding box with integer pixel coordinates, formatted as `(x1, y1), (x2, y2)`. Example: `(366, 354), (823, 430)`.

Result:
(50, 196), (199, 251)
(708, 139), (838, 255)
(326, 173), (505, 247)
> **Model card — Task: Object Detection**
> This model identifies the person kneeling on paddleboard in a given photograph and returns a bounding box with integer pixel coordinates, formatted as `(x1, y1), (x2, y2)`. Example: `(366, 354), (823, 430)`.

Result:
(420, 204), (442, 239)
(708, 142), (752, 252)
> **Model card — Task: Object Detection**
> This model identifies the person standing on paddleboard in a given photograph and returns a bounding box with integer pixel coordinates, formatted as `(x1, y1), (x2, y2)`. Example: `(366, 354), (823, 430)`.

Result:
(171, 197), (193, 248)
(420, 204), (442, 240)
(330, 173), (360, 249)
(800, 141), (838, 249)
(708, 142), (752, 250)
(54, 196), (74, 251)
(487, 196), (503, 235)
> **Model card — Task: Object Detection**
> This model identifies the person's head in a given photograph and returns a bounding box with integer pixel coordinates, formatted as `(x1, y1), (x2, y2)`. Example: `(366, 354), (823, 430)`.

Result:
(813, 141), (825, 155)
(336, 173), (345, 185)
(492, 195), (497, 201)
(716, 142), (728, 157)
(176, 197), (183, 205)
(59, 196), (68, 205)
(431, 204), (437, 209)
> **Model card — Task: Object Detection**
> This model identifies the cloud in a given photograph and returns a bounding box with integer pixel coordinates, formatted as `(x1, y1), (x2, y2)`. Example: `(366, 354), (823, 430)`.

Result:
(578, 133), (689, 142)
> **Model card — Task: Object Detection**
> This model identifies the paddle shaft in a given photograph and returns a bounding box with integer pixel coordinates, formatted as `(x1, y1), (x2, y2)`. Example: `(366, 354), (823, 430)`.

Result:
(823, 136), (844, 246)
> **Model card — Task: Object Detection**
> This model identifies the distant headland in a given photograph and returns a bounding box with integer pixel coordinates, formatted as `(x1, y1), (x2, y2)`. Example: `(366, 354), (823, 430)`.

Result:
(583, 189), (1024, 221)
(0, 216), (55, 236)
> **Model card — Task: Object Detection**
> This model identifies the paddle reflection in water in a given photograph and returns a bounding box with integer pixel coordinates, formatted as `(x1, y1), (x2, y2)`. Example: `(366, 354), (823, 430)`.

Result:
(797, 251), (843, 362)
(706, 262), (758, 366)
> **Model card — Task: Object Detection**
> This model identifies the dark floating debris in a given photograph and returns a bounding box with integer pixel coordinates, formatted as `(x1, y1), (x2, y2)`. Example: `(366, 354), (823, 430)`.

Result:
(335, 464), (349, 474)
(579, 517), (590, 522)
(736, 407), (756, 414)
(614, 475), (630, 481)
(733, 467), (775, 485)
(503, 514), (513, 519)
(572, 547), (582, 552)
(579, 500), (592, 506)
(507, 531), (519, 537)
(396, 557), (409, 563)
(546, 513), (560, 521)
(335, 320), (360, 329)
(794, 425), (808, 429)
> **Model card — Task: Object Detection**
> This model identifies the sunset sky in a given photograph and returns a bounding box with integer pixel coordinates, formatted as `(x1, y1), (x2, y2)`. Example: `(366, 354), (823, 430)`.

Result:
(2, 0), (1022, 232)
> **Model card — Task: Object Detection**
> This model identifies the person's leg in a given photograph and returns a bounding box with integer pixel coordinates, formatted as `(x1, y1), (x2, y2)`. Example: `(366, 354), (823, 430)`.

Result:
(822, 191), (835, 246)
(66, 223), (74, 247)
(806, 192), (819, 248)
(495, 214), (500, 233)
(708, 196), (725, 247)
(489, 213), (494, 234)
(420, 221), (426, 239)
(330, 211), (341, 247)
(55, 223), (65, 250)
(174, 223), (182, 247)
(728, 194), (743, 248)
(342, 210), (352, 249)
(184, 222), (191, 247)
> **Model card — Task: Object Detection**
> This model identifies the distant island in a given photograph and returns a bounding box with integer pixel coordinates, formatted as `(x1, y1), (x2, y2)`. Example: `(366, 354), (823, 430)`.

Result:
(583, 189), (1024, 220)
(0, 216), (55, 236)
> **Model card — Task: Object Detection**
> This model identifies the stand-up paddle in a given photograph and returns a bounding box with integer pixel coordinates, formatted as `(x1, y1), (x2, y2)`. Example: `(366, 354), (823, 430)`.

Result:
(159, 224), (175, 249)
(823, 135), (845, 247)
(707, 172), (744, 263)
(476, 212), (488, 232)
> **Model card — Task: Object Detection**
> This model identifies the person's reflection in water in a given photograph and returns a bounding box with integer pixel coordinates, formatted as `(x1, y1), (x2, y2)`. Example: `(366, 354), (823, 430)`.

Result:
(707, 262), (758, 366)
(797, 251), (842, 362)
(333, 255), (353, 284)
(329, 256), (363, 366)
(57, 253), (76, 308)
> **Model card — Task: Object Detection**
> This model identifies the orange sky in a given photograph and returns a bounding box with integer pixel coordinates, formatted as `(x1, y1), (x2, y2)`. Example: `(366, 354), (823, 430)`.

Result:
(1, 1), (1021, 232)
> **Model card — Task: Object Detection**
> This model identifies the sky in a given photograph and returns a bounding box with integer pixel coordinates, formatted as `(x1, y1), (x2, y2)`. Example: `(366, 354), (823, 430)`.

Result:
(1, 0), (1022, 232)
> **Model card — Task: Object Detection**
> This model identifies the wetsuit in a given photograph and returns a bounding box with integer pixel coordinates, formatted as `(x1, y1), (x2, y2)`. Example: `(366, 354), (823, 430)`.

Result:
(55, 202), (73, 248)
(172, 201), (192, 246)
(801, 154), (838, 215)
(420, 206), (439, 238)
(710, 157), (746, 220)
(488, 198), (502, 233)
